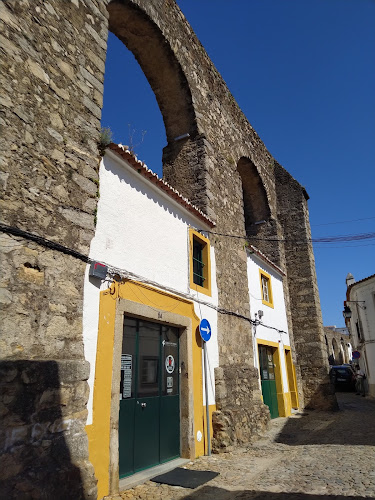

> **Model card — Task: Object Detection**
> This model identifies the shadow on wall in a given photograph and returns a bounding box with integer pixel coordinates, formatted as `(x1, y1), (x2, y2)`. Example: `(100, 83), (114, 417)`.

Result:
(0, 360), (89, 500)
(275, 393), (375, 447)
(180, 486), (369, 500)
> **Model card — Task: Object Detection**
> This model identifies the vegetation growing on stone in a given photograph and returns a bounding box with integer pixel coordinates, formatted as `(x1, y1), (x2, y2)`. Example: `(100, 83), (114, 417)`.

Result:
(98, 127), (113, 156)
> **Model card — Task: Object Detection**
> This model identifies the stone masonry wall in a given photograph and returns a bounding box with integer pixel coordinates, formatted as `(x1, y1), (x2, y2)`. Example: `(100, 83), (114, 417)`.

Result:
(1, 0), (333, 496)
(0, 0), (109, 497)
(212, 365), (270, 452)
(0, 360), (96, 500)
(274, 162), (335, 409)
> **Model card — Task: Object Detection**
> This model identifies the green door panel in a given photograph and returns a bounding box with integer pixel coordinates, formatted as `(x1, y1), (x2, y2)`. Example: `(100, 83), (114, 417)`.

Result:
(160, 395), (180, 463)
(134, 397), (160, 471)
(261, 380), (279, 419)
(259, 345), (279, 419)
(119, 317), (181, 477)
(119, 398), (136, 477)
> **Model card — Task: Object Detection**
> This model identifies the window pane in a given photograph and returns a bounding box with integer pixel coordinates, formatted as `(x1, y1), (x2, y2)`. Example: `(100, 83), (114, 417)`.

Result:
(137, 321), (160, 398)
(193, 239), (205, 286)
(262, 275), (269, 302)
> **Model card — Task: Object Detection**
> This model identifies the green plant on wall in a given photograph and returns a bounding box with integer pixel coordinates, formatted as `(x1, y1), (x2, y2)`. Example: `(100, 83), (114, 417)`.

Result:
(98, 126), (113, 156)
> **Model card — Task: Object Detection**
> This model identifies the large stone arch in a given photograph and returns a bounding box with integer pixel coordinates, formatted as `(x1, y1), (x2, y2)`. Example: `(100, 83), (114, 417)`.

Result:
(107, 1), (210, 210)
(108, 2), (197, 144)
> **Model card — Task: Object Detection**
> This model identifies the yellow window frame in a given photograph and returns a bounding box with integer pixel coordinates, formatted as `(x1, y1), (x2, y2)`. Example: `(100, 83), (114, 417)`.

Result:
(189, 228), (211, 297)
(259, 269), (274, 308)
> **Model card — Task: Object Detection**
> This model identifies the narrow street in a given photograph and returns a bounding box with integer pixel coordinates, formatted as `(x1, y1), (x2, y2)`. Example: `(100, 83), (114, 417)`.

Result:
(106, 393), (375, 500)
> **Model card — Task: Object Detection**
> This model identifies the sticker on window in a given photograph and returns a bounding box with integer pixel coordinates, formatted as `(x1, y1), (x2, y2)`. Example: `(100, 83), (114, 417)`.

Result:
(165, 355), (175, 374)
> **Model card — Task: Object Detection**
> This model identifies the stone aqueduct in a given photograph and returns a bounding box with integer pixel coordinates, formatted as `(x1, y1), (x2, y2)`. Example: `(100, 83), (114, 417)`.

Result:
(1, 0), (333, 497)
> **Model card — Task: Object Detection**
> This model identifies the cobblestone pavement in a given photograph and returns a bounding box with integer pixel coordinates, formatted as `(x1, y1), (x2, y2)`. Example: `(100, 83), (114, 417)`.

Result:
(105, 393), (375, 500)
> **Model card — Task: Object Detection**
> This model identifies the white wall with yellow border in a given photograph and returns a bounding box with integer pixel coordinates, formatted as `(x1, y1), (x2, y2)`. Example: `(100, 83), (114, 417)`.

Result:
(247, 251), (297, 416)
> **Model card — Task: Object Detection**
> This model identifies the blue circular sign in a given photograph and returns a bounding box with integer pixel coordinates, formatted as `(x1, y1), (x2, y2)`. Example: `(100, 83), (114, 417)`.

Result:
(352, 351), (360, 359)
(199, 319), (212, 342)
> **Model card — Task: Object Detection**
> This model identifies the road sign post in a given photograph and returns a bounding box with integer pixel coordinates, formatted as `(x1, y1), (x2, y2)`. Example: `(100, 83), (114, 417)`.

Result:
(199, 319), (212, 456)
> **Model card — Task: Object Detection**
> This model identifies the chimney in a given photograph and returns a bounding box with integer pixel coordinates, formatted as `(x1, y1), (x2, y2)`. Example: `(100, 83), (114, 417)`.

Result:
(346, 273), (355, 288)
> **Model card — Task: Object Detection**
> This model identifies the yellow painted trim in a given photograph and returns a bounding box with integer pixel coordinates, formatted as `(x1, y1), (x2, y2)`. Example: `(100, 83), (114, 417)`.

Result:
(256, 338), (279, 348)
(87, 285), (117, 500)
(284, 391), (292, 415)
(259, 269), (274, 308)
(189, 228), (212, 297)
(202, 404), (216, 454)
(256, 340), (290, 417)
(87, 280), (205, 499)
(285, 348), (299, 409)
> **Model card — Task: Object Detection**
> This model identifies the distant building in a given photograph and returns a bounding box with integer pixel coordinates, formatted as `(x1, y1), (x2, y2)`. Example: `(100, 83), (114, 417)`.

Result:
(324, 326), (351, 365)
(343, 273), (375, 396)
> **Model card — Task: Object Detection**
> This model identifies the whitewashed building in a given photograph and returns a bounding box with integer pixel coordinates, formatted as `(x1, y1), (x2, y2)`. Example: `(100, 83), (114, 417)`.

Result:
(247, 247), (299, 418)
(344, 273), (375, 397)
(82, 144), (220, 497)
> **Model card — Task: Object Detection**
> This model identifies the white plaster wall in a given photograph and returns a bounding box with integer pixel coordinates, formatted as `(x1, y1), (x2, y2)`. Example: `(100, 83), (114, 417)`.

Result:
(349, 277), (375, 394)
(83, 151), (219, 424)
(247, 253), (290, 394)
(191, 245), (219, 407)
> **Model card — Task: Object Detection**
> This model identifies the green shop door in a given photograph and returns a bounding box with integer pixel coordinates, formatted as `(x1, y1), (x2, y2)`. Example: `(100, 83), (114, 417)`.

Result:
(258, 345), (279, 419)
(119, 317), (180, 478)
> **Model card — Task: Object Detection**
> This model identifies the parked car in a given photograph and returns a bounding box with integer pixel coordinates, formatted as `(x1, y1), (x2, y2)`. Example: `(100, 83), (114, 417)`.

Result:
(329, 365), (355, 391)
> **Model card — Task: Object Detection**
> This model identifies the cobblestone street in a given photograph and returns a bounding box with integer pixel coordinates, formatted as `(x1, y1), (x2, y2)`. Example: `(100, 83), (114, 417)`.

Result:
(106, 392), (375, 500)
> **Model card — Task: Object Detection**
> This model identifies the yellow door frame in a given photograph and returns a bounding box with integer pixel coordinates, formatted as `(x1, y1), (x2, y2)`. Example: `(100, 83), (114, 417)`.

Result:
(256, 339), (291, 417)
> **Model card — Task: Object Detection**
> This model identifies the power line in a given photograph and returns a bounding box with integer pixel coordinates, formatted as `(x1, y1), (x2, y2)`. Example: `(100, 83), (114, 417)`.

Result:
(0, 222), (89, 262)
(205, 229), (375, 244)
(311, 216), (375, 227)
(313, 243), (375, 249)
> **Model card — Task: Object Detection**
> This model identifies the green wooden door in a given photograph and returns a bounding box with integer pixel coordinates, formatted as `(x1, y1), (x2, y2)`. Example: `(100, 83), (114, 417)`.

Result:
(119, 317), (180, 478)
(258, 345), (279, 419)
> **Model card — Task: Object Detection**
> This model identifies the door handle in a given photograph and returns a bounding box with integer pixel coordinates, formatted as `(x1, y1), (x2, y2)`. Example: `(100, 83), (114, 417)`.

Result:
(141, 402), (147, 408)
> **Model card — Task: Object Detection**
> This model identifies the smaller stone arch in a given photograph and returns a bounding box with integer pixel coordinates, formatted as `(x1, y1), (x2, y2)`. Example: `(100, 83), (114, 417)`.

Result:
(332, 338), (338, 364)
(341, 338), (349, 364)
(237, 157), (271, 232)
(237, 157), (280, 263)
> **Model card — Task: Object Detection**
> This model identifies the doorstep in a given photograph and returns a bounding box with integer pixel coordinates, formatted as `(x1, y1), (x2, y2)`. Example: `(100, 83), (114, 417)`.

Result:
(118, 458), (190, 491)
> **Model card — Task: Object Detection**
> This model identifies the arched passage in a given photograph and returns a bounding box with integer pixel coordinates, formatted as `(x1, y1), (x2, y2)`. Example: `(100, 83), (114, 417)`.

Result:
(237, 157), (280, 262)
(332, 338), (339, 364)
(237, 157), (271, 230)
(107, 1), (205, 207)
(108, 2), (197, 142)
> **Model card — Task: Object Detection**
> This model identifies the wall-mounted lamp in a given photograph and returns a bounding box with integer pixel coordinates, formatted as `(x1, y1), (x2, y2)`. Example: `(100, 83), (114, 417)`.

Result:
(342, 301), (366, 320)
(343, 306), (352, 320)
(346, 300), (366, 310)
(258, 310), (264, 319)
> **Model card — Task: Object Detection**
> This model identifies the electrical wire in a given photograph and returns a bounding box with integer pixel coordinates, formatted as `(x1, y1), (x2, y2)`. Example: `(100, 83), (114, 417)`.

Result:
(206, 229), (375, 244)
(0, 221), (289, 335)
(311, 216), (375, 226)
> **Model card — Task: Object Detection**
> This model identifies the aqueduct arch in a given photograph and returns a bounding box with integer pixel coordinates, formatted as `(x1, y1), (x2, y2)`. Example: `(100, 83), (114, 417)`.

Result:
(1, 0), (334, 497)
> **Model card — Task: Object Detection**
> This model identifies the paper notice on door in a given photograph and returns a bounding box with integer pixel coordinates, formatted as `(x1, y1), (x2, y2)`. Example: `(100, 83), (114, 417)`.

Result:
(121, 354), (132, 398)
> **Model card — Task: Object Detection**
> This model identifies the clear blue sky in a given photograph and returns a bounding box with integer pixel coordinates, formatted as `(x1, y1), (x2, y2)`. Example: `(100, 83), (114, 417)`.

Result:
(101, 0), (375, 328)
